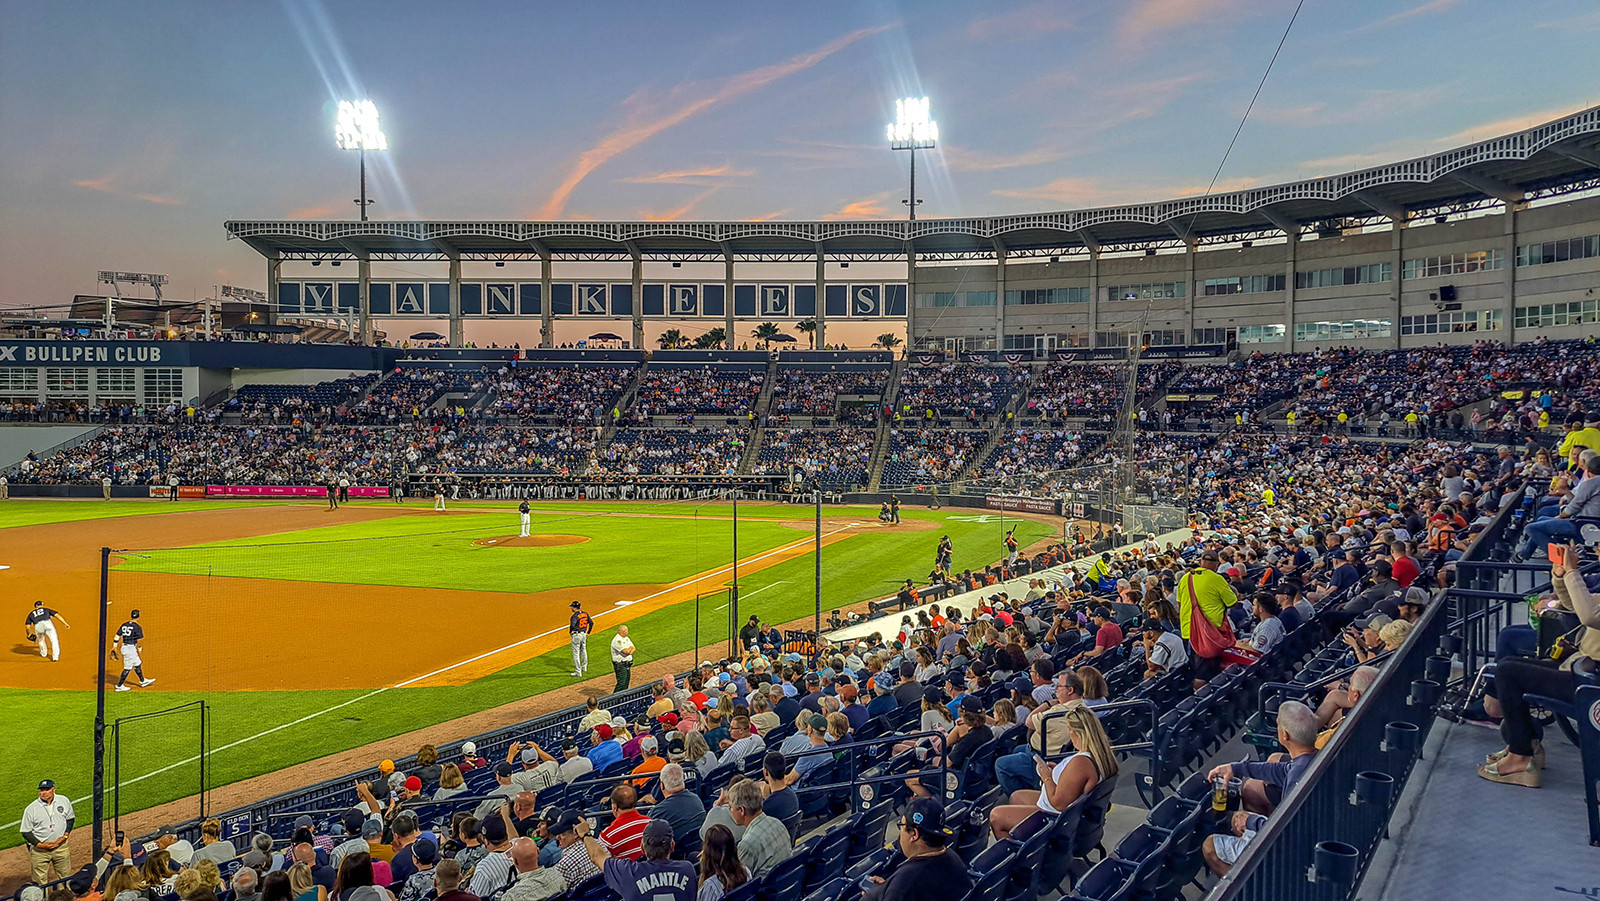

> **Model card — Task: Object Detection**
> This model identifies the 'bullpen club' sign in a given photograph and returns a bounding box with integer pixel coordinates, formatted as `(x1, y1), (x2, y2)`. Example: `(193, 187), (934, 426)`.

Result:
(985, 495), (1060, 515)
(0, 342), (170, 364)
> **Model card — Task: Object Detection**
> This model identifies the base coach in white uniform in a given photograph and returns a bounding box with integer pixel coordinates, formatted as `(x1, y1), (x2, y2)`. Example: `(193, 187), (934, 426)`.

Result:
(21, 779), (74, 884)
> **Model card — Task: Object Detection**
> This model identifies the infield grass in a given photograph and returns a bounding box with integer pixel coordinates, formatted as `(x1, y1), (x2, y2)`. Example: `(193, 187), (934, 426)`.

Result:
(0, 501), (1052, 846)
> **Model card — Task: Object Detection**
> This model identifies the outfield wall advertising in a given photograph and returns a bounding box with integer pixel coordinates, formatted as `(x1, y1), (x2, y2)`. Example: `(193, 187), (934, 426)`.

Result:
(985, 495), (1060, 515)
(203, 485), (389, 498)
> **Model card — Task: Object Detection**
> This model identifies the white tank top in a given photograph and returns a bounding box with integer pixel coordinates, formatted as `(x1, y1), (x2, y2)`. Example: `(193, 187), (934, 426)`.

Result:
(1038, 751), (1091, 815)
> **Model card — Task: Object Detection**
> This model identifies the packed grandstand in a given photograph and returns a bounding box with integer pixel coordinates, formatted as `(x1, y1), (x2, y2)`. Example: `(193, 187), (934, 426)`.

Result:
(3, 333), (1600, 901)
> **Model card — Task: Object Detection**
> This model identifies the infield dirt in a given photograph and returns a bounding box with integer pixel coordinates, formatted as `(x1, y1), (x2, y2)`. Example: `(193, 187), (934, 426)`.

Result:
(0, 502), (869, 692)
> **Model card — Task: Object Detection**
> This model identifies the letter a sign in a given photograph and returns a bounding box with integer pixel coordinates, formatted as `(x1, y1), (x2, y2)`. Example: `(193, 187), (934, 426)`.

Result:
(396, 283), (424, 314)
(760, 285), (790, 316)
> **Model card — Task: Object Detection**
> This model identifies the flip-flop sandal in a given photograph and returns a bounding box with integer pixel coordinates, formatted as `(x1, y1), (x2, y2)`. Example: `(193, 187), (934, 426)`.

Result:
(1477, 760), (1539, 788)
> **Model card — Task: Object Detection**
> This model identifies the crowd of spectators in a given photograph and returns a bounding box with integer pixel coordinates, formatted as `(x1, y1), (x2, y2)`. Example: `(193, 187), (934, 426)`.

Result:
(881, 429), (987, 487)
(750, 428), (875, 488)
(354, 367), (491, 422)
(896, 364), (1026, 419)
(630, 368), (764, 419)
(768, 368), (887, 416)
(593, 428), (747, 477)
(482, 366), (633, 424)
(435, 427), (597, 476)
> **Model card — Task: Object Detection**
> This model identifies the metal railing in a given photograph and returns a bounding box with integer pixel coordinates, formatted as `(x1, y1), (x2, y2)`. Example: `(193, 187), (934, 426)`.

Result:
(1207, 485), (1522, 901)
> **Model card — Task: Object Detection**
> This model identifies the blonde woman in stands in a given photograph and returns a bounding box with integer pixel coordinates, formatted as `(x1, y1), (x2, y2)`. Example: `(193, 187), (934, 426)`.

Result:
(989, 705), (1118, 840)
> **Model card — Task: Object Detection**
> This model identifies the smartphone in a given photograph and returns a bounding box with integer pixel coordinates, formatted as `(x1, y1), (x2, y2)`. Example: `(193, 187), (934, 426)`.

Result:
(1548, 543), (1566, 566)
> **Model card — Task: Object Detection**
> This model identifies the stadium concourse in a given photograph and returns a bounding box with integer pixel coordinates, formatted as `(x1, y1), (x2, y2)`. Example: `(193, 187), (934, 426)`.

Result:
(4, 339), (1600, 901)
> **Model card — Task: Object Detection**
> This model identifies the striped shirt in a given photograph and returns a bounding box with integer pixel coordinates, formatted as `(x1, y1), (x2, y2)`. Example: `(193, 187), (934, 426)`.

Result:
(468, 849), (515, 898)
(600, 810), (649, 861)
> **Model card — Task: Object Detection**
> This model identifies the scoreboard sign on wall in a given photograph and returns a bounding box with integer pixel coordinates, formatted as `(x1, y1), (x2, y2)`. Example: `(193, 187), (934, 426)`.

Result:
(277, 281), (908, 319)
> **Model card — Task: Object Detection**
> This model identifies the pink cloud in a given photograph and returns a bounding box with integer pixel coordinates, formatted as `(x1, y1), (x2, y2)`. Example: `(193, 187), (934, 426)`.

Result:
(1346, 0), (1457, 35)
(822, 194), (894, 220)
(966, 3), (1076, 40)
(640, 187), (722, 222)
(72, 174), (183, 206)
(534, 24), (892, 219)
(286, 203), (341, 219)
(620, 164), (755, 185)
(1118, 0), (1240, 44)
(746, 209), (792, 222)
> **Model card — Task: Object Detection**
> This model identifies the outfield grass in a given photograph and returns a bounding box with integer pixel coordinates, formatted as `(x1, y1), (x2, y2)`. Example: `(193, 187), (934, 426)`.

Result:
(0, 503), (1052, 845)
(0, 499), (276, 529)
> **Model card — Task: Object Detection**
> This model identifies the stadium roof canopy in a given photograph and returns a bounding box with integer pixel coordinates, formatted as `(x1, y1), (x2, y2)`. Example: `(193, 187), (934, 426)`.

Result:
(228, 106), (1600, 264)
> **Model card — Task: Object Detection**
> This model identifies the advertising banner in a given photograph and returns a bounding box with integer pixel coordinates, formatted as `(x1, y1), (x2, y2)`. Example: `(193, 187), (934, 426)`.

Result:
(985, 494), (1060, 515)
(202, 485), (390, 498)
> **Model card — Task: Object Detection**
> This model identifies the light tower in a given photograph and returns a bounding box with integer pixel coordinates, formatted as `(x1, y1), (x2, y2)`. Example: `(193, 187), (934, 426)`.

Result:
(334, 100), (388, 221)
(887, 97), (938, 220)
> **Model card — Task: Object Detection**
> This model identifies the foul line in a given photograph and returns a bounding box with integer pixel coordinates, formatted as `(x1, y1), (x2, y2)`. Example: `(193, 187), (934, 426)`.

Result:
(8, 523), (862, 827)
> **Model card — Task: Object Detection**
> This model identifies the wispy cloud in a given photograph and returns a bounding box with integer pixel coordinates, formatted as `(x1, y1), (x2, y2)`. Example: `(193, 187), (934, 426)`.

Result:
(534, 24), (893, 219)
(1255, 85), (1451, 126)
(73, 175), (183, 206)
(991, 177), (1116, 206)
(1289, 102), (1599, 178)
(287, 203), (340, 219)
(944, 145), (1073, 173)
(620, 164), (755, 185)
(1535, 8), (1600, 31)
(746, 209), (792, 222)
(641, 187), (723, 222)
(1346, 0), (1457, 35)
(966, 2), (1076, 41)
(1117, 0), (1240, 44)
(992, 174), (1260, 207)
(822, 193), (895, 220)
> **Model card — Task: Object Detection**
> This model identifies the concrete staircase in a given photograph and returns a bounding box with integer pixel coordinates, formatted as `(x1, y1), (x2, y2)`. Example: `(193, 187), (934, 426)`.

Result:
(863, 358), (907, 492)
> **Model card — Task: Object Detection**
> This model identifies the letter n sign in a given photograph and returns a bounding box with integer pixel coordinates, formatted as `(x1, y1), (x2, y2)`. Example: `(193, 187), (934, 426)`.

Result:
(760, 285), (790, 317)
(486, 283), (515, 315)
(576, 284), (607, 315)
(668, 284), (698, 316)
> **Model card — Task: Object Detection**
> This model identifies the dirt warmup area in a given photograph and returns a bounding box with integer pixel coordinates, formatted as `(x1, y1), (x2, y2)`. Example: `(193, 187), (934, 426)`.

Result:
(0, 501), (867, 692)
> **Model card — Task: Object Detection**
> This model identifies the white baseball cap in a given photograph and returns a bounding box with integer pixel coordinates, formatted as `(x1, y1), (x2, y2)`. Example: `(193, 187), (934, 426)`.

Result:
(461, 741), (477, 756)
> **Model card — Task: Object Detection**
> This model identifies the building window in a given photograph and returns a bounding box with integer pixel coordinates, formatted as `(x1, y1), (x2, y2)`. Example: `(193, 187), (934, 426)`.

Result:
(1402, 249), (1504, 279)
(1238, 324), (1285, 343)
(143, 368), (185, 405)
(1004, 287), (1089, 305)
(1399, 310), (1501, 335)
(45, 368), (90, 396)
(1293, 319), (1393, 342)
(1105, 281), (1186, 302)
(963, 335), (996, 351)
(1515, 234), (1600, 266)
(1294, 263), (1392, 289)
(1063, 333), (1091, 347)
(95, 368), (137, 399)
(1095, 331), (1133, 348)
(1514, 299), (1600, 329)
(1202, 274), (1286, 295)
(1141, 329), (1183, 346)
(963, 291), (997, 307)
(0, 367), (40, 399)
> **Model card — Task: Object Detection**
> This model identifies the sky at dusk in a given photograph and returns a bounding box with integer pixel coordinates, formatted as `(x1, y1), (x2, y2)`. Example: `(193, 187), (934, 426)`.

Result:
(2, 0), (1598, 320)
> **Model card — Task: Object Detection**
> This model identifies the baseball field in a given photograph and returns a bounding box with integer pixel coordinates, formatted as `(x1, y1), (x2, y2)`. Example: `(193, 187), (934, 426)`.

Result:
(0, 496), (1054, 849)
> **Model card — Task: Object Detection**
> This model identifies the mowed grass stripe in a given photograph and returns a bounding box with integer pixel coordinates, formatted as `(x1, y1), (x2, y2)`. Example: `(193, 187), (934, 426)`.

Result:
(0, 499), (285, 530)
(0, 507), (1050, 849)
(114, 512), (806, 593)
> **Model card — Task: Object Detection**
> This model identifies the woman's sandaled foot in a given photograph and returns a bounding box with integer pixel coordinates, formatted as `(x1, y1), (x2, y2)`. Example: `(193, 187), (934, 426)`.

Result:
(1477, 760), (1540, 787)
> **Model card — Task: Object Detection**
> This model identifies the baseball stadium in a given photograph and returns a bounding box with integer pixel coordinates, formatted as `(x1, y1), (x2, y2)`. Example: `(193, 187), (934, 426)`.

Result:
(4, 5), (1600, 901)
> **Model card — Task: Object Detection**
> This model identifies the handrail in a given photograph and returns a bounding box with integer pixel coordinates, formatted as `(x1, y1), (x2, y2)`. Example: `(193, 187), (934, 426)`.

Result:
(1206, 484), (1523, 901)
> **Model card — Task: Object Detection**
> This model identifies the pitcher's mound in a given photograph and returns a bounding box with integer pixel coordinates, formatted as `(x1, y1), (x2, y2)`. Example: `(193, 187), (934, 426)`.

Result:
(474, 534), (591, 548)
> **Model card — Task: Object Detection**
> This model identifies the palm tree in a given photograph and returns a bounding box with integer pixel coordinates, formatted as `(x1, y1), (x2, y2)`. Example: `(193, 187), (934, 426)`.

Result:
(694, 327), (726, 349)
(796, 319), (817, 349)
(874, 333), (903, 351)
(657, 328), (683, 350)
(753, 321), (781, 348)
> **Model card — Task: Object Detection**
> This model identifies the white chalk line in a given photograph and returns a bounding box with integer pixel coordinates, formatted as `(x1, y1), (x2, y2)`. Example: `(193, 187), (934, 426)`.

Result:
(7, 523), (860, 828)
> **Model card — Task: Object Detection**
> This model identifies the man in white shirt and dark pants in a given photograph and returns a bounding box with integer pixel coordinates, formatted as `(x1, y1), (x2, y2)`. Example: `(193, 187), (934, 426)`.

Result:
(610, 626), (635, 693)
(21, 779), (74, 884)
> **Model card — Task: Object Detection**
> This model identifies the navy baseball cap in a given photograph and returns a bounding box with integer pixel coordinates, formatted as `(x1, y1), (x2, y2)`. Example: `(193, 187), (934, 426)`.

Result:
(903, 798), (951, 844)
(37, 780), (54, 791)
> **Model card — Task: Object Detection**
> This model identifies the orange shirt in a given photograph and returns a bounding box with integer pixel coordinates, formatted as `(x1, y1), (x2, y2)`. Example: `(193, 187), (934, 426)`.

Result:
(631, 754), (666, 787)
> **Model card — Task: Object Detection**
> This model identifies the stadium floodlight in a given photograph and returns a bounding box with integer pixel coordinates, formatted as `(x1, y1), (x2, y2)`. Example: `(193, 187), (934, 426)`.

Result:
(887, 97), (937, 220)
(335, 100), (388, 221)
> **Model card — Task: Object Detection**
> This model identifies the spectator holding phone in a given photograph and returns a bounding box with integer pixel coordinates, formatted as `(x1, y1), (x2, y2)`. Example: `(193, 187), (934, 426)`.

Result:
(1480, 542), (1600, 787)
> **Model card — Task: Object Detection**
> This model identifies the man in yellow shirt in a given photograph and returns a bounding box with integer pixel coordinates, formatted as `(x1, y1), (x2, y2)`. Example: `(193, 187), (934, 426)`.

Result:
(1557, 412), (1600, 460)
(1177, 549), (1240, 690)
